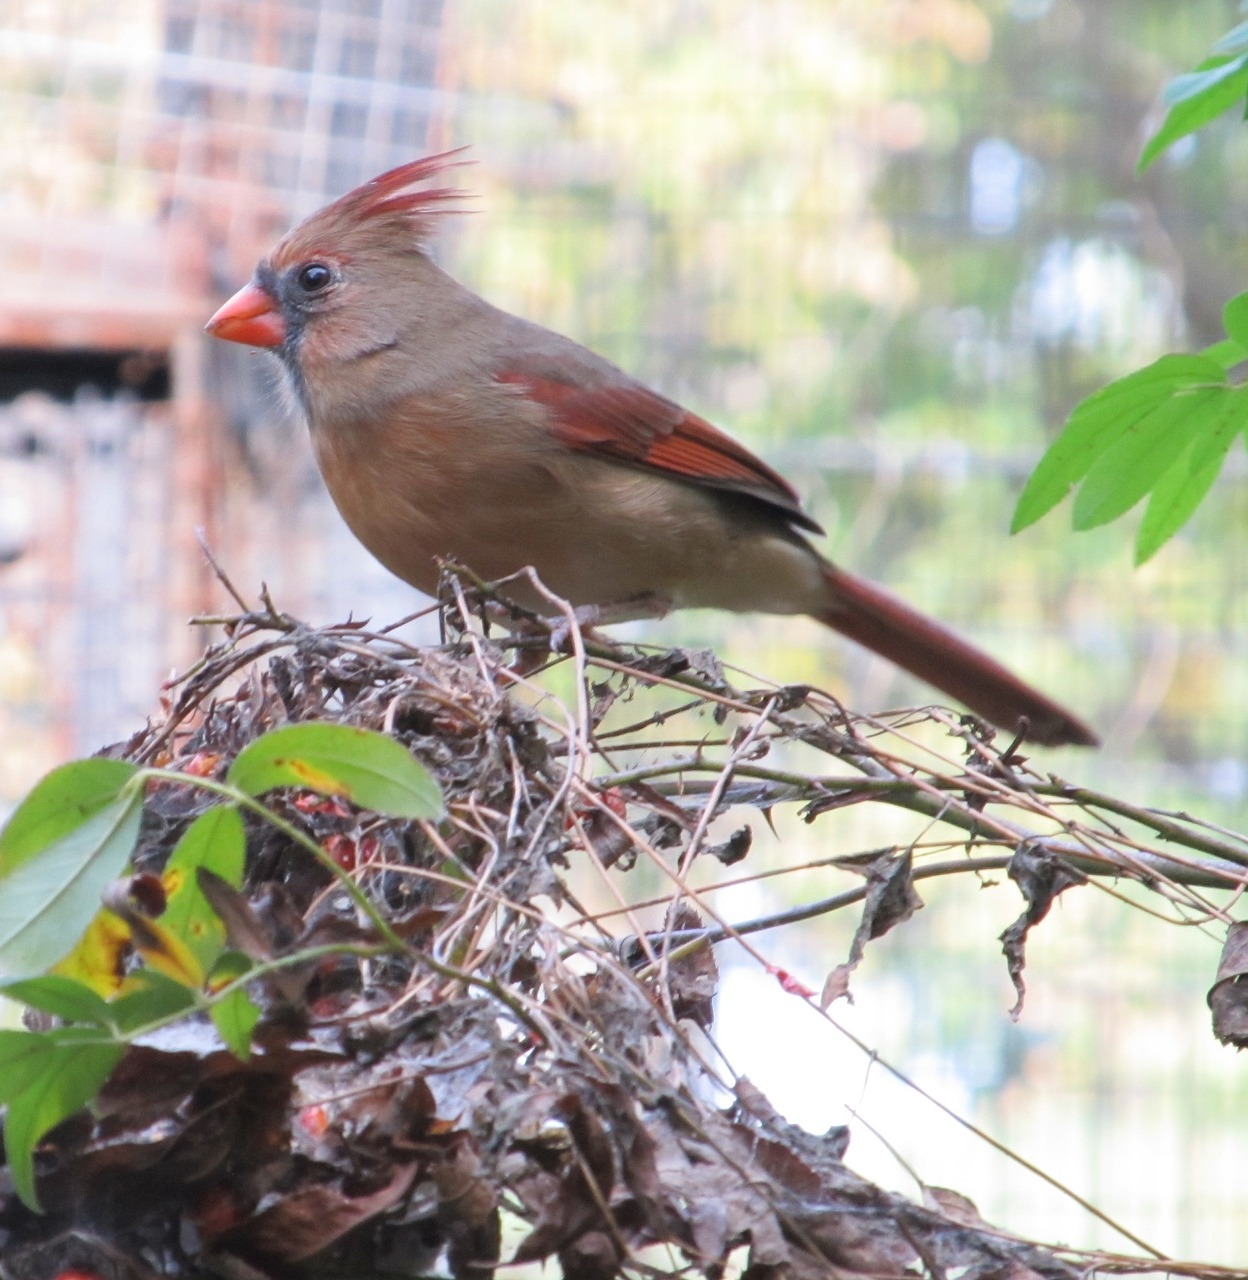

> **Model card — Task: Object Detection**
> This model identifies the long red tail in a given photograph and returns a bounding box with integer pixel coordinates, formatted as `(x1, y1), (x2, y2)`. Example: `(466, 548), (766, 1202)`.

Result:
(818, 564), (1097, 747)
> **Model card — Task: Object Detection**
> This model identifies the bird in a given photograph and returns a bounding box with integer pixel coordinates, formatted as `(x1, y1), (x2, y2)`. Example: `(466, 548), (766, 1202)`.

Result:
(205, 151), (1095, 748)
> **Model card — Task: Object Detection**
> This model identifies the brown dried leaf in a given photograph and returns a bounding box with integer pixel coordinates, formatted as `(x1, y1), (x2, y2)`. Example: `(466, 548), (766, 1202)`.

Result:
(434, 1138), (501, 1280)
(1000, 844), (1088, 1019)
(668, 905), (719, 1028)
(649, 1116), (789, 1270)
(448, 1207), (502, 1280)
(558, 1229), (622, 1280)
(1208, 919), (1248, 1047)
(510, 1093), (617, 1267)
(234, 1162), (418, 1261)
(626, 780), (694, 832)
(848, 850), (922, 965)
(196, 868), (275, 962)
(826, 851), (924, 994)
(923, 1185), (989, 1228)
(588, 681), (618, 728)
(710, 823), (753, 866)
(734, 1080), (850, 1166)
(432, 1137), (498, 1229)
(819, 964), (852, 1009)
(557, 1093), (616, 1198)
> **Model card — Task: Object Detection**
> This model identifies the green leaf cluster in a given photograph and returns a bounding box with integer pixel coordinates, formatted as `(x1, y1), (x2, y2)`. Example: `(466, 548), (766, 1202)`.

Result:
(0, 722), (442, 1210)
(1015, 9), (1248, 563)
(1013, 296), (1248, 563)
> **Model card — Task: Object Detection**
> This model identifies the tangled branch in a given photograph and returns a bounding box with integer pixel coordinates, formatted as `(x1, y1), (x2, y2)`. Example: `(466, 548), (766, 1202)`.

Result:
(9, 571), (1245, 1280)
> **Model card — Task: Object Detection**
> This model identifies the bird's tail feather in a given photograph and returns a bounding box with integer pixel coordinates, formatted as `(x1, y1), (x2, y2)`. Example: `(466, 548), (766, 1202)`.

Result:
(817, 563), (1096, 748)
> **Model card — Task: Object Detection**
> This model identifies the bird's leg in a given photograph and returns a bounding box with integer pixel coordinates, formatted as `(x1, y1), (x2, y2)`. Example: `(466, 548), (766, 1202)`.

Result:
(502, 594), (671, 675)
(546, 592), (673, 652)
(489, 566), (673, 652)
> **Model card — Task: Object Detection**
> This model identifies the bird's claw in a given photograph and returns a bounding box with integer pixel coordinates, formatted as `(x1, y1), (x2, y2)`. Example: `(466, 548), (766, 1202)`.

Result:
(547, 594), (672, 654)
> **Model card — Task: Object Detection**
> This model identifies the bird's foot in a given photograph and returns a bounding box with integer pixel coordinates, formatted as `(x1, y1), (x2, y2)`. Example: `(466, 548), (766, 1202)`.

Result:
(547, 594), (673, 653)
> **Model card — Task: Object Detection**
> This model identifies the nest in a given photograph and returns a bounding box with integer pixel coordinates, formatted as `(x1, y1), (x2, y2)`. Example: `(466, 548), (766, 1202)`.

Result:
(2, 575), (1244, 1280)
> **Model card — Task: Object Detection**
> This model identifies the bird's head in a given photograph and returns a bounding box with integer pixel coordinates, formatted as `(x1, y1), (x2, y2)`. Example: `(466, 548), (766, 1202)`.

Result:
(205, 150), (470, 394)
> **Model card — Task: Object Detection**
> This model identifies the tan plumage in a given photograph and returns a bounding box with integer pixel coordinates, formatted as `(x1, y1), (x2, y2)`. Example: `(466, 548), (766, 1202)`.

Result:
(206, 152), (1096, 748)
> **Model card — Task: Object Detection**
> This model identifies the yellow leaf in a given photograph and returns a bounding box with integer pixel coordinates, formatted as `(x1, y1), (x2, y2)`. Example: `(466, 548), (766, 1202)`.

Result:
(51, 910), (132, 997)
(126, 914), (205, 989)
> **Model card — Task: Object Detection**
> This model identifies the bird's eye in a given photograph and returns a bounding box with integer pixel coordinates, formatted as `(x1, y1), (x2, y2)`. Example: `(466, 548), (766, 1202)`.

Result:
(296, 262), (333, 294)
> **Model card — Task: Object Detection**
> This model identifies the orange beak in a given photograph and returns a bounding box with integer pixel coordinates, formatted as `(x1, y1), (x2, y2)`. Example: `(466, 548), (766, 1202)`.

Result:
(205, 282), (286, 348)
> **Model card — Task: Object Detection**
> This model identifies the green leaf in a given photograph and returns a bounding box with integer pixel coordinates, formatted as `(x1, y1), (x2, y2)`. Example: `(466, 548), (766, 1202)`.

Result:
(1201, 337), (1248, 369)
(227, 723), (443, 820)
(1010, 396), (1151, 530)
(1213, 19), (1248, 55)
(109, 969), (200, 1034)
(1162, 54), (1248, 107)
(1191, 388), (1248, 472)
(160, 807), (246, 974)
(1011, 354), (1225, 531)
(0, 975), (113, 1027)
(210, 986), (261, 1061)
(0, 1029), (79, 1103)
(1223, 293), (1248, 351)
(1133, 389), (1248, 562)
(2, 1033), (123, 1211)
(1141, 55), (1248, 170)
(1072, 389), (1217, 529)
(206, 948), (256, 993)
(0, 759), (137, 877)
(0, 790), (144, 979)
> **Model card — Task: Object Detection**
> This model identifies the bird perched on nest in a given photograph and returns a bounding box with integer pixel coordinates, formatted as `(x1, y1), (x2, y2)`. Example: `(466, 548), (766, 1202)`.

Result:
(206, 150), (1095, 748)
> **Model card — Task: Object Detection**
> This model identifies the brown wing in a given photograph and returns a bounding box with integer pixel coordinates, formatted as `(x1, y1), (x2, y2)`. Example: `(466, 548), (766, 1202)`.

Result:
(496, 371), (822, 534)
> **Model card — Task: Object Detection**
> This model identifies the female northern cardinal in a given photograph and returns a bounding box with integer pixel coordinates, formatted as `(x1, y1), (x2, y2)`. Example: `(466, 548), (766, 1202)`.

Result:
(206, 151), (1095, 747)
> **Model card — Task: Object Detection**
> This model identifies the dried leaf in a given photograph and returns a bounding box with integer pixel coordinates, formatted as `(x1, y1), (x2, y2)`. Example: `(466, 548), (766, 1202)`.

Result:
(923, 1186), (989, 1228)
(449, 1205), (502, 1280)
(1000, 845), (1088, 1019)
(846, 850), (923, 968)
(1208, 919), (1248, 1047)
(668, 905), (718, 1028)
(710, 823), (752, 865)
(819, 964), (852, 1009)
(558, 1229), (621, 1280)
(510, 1093), (617, 1267)
(237, 1162), (419, 1260)
(195, 869), (275, 963)
(648, 1110), (790, 1271)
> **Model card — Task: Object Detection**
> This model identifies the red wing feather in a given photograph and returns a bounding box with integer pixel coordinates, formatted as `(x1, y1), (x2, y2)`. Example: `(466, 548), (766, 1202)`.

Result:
(497, 372), (822, 533)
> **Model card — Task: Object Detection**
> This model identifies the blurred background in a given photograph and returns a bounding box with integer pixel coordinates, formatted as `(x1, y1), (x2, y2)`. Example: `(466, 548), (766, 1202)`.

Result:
(1, 0), (1246, 1265)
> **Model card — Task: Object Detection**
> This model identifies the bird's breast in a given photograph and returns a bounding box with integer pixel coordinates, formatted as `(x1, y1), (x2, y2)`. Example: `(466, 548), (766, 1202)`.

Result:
(308, 385), (825, 618)
(309, 388), (560, 597)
